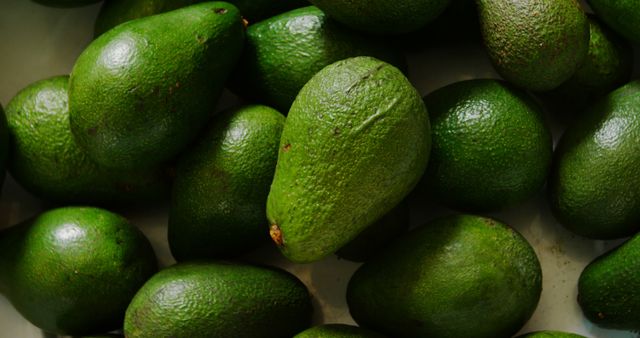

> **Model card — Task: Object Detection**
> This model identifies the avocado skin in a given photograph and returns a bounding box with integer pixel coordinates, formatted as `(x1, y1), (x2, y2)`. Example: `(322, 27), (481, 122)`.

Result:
(124, 261), (312, 338)
(31, 0), (100, 8)
(168, 105), (285, 261)
(515, 331), (586, 338)
(548, 80), (640, 239)
(0, 104), (8, 190)
(422, 79), (552, 212)
(69, 2), (245, 170)
(294, 324), (386, 338)
(346, 214), (542, 338)
(308, 0), (451, 35)
(587, 0), (640, 43)
(477, 0), (589, 91)
(0, 207), (158, 335)
(229, 6), (407, 112)
(6, 75), (170, 205)
(266, 56), (430, 263)
(578, 233), (640, 330)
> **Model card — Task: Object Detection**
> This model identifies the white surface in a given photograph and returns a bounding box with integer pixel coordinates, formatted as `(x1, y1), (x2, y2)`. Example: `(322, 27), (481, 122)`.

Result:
(0, 1), (639, 338)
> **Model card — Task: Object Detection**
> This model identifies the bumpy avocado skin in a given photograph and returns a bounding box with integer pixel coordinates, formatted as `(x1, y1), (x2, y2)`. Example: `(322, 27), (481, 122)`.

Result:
(230, 6), (407, 112)
(168, 105), (285, 261)
(124, 261), (313, 338)
(477, 0), (589, 91)
(31, 0), (100, 8)
(294, 324), (386, 338)
(587, 0), (640, 43)
(515, 331), (587, 338)
(0, 207), (158, 335)
(69, 2), (245, 170)
(346, 214), (542, 338)
(548, 80), (640, 239)
(578, 233), (640, 331)
(266, 56), (430, 263)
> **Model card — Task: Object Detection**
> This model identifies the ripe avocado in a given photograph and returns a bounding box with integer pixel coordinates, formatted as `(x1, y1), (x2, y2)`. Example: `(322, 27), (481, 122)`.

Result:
(587, 0), (640, 43)
(69, 2), (245, 170)
(168, 104), (285, 260)
(30, 0), (100, 7)
(515, 332), (587, 338)
(124, 261), (312, 338)
(346, 214), (542, 338)
(477, 0), (589, 91)
(0, 207), (158, 335)
(421, 79), (552, 211)
(548, 80), (640, 239)
(266, 56), (430, 263)
(229, 6), (407, 112)
(294, 324), (386, 338)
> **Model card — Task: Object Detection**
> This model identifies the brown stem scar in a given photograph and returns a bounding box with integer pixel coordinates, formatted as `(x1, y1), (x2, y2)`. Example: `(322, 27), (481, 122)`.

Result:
(270, 224), (283, 246)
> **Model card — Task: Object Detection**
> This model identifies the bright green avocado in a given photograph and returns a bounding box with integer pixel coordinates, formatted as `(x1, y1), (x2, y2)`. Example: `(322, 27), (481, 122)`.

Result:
(0, 207), (158, 335)
(477, 0), (589, 91)
(548, 80), (640, 239)
(346, 214), (542, 338)
(69, 2), (245, 170)
(31, 0), (100, 7)
(229, 6), (407, 112)
(587, 0), (640, 43)
(266, 56), (430, 263)
(124, 261), (312, 338)
(294, 324), (386, 338)
(515, 331), (587, 338)
(168, 104), (285, 260)
(5, 75), (170, 204)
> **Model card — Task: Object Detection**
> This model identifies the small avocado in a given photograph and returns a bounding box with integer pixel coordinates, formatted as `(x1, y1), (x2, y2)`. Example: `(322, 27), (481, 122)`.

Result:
(229, 6), (407, 112)
(266, 56), (430, 263)
(515, 331), (587, 338)
(294, 324), (386, 338)
(69, 2), (245, 170)
(0, 207), (158, 335)
(477, 0), (589, 91)
(308, 0), (451, 35)
(30, 0), (100, 7)
(168, 104), (285, 261)
(587, 0), (640, 43)
(5, 75), (170, 205)
(548, 80), (640, 239)
(421, 79), (552, 211)
(578, 232), (640, 331)
(124, 261), (312, 338)
(346, 214), (542, 338)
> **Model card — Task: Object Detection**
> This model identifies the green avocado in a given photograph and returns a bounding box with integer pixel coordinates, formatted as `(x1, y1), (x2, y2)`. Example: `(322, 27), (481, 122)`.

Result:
(421, 79), (552, 211)
(229, 6), (407, 112)
(477, 0), (589, 91)
(69, 2), (245, 170)
(266, 56), (430, 263)
(124, 261), (312, 338)
(0, 207), (158, 335)
(515, 331), (587, 338)
(31, 0), (100, 8)
(587, 0), (640, 43)
(5, 75), (170, 205)
(346, 214), (542, 338)
(168, 104), (285, 261)
(294, 324), (386, 338)
(0, 103), (8, 189)
(548, 80), (640, 239)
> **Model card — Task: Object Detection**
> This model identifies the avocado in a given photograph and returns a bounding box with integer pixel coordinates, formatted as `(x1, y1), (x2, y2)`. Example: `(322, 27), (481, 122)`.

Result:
(229, 6), (407, 112)
(0, 103), (8, 189)
(266, 56), (430, 263)
(0, 207), (158, 335)
(578, 232), (640, 331)
(515, 332), (587, 338)
(346, 214), (542, 338)
(5, 75), (170, 205)
(294, 324), (386, 338)
(30, 0), (100, 7)
(69, 2), (245, 170)
(420, 79), (552, 211)
(548, 80), (640, 239)
(168, 104), (285, 261)
(124, 261), (312, 338)
(308, 0), (451, 35)
(587, 0), (640, 43)
(477, 0), (589, 91)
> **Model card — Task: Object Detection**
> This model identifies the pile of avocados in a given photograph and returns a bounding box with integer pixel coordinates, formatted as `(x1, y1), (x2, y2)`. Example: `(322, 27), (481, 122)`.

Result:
(1, 0), (640, 337)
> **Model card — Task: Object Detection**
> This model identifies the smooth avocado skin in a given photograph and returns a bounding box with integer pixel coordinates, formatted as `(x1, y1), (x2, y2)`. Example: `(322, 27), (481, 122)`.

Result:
(266, 56), (430, 263)
(31, 0), (100, 8)
(587, 0), (640, 43)
(477, 0), (589, 91)
(168, 104), (285, 261)
(230, 6), (407, 112)
(422, 79), (552, 212)
(294, 324), (386, 338)
(548, 80), (640, 239)
(0, 207), (158, 335)
(124, 261), (313, 338)
(308, 0), (451, 35)
(69, 2), (245, 170)
(515, 332), (587, 338)
(346, 214), (542, 338)
(578, 233), (640, 331)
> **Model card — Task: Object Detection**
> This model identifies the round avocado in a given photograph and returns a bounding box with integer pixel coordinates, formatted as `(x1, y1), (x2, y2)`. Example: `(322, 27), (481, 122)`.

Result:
(587, 0), (640, 43)
(294, 324), (386, 338)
